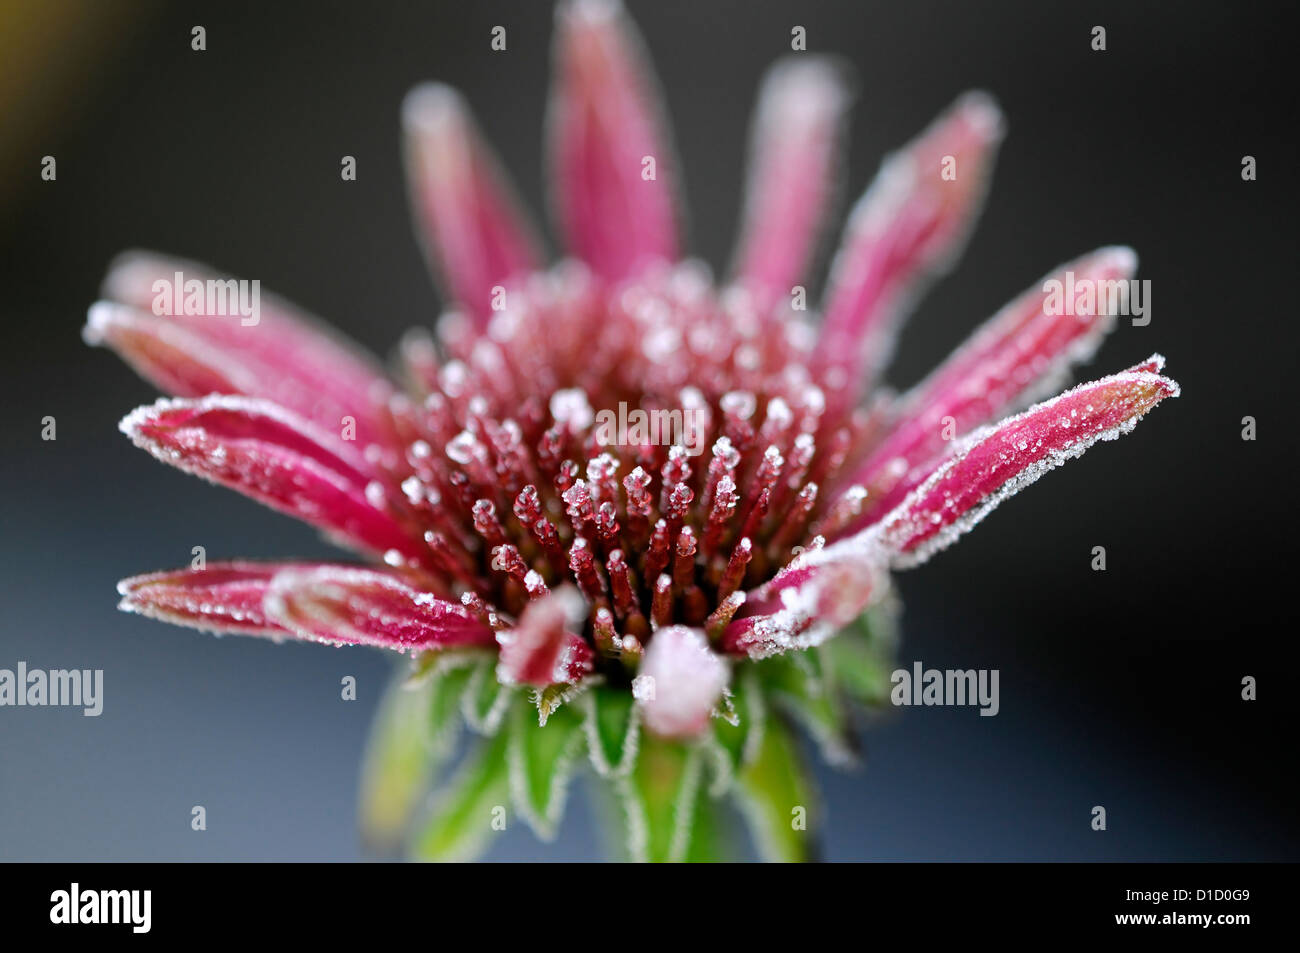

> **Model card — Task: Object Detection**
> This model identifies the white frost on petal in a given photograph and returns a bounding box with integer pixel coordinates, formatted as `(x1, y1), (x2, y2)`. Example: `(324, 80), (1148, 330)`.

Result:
(117, 393), (375, 478)
(881, 365), (1179, 569)
(736, 530), (891, 659)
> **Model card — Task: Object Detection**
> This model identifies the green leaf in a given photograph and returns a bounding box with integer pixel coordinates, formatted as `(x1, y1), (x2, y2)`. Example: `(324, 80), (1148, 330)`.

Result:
(824, 604), (899, 707)
(430, 659), (478, 744)
(582, 683), (641, 778)
(683, 782), (733, 863)
(507, 696), (585, 840)
(707, 664), (765, 795)
(411, 727), (511, 862)
(758, 648), (857, 767)
(734, 716), (818, 862)
(357, 654), (476, 849)
(461, 657), (512, 735)
(615, 734), (705, 862)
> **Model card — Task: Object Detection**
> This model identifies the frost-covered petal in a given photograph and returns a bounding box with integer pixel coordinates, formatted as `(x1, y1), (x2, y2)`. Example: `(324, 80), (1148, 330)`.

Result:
(495, 586), (594, 687)
(403, 84), (544, 326)
(840, 246), (1138, 529)
(264, 566), (494, 650)
(116, 561), (311, 638)
(815, 92), (1004, 416)
(730, 58), (851, 307)
(724, 536), (889, 659)
(99, 251), (396, 448)
(634, 625), (728, 739)
(877, 359), (1180, 566)
(120, 395), (423, 561)
(84, 302), (264, 398)
(549, 0), (680, 280)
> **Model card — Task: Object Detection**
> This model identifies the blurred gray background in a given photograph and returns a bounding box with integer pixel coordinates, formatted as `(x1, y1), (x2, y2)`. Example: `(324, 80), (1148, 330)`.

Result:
(1, 0), (1294, 860)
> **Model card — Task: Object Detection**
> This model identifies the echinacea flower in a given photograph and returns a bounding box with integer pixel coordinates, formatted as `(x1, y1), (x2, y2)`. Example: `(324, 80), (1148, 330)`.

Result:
(85, 0), (1178, 862)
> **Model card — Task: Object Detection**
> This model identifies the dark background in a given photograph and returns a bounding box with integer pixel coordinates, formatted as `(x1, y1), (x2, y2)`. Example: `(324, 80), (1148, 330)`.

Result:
(1, 0), (1294, 860)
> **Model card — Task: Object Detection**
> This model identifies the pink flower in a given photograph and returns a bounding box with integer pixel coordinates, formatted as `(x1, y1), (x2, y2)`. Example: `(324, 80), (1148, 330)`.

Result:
(86, 0), (1178, 861)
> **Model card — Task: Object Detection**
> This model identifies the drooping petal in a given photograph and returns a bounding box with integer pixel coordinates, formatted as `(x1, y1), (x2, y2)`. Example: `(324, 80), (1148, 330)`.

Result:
(83, 301), (394, 456)
(264, 566), (495, 650)
(84, 302), (266, 398)
(98, 252), (396, 448)
(839, 246), (1138, 528)
(549, 0), (680, 281)
(877, 359), (1179, 567)
(814, 92), (1005, 417)
(634, 625), (728, 739)
(116, 561), (311, 637)
(724, 536), (888, 659)
(403, 83), (544, 326)
(120, 395), (423, 561)
(730, 57), (852, 308)
(495, 586), (594, 687)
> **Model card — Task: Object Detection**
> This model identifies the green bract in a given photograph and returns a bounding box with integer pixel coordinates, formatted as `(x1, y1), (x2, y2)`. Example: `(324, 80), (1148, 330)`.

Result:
(360, 606), (897, 862)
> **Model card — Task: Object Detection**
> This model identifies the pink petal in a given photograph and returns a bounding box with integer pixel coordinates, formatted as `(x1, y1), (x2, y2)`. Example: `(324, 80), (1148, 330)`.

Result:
(85, 302), (392, 453)
(877, 359), (1179, 567)
(634, 625), (728, 738)
(264, 566), (493, 650)
(723, 538), (888, 659)
(839, 246), (1138, 529)
(99, 252), (396, 448)
(120, 396), (423, 562)
(549, 0), (680, 281)
(814, 92), (1005, 419)
(403, 84), (544, 326)
(730, 58), (851, 308)
(117, 561), (311, 638)
(495, 586), (594, 687)
(84, 302), (263, 398)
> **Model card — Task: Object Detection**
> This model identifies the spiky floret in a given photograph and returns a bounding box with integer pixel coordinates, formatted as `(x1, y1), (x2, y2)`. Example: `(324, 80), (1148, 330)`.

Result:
(388, 262), (865, 670)
(87, 0), (1178, 861)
